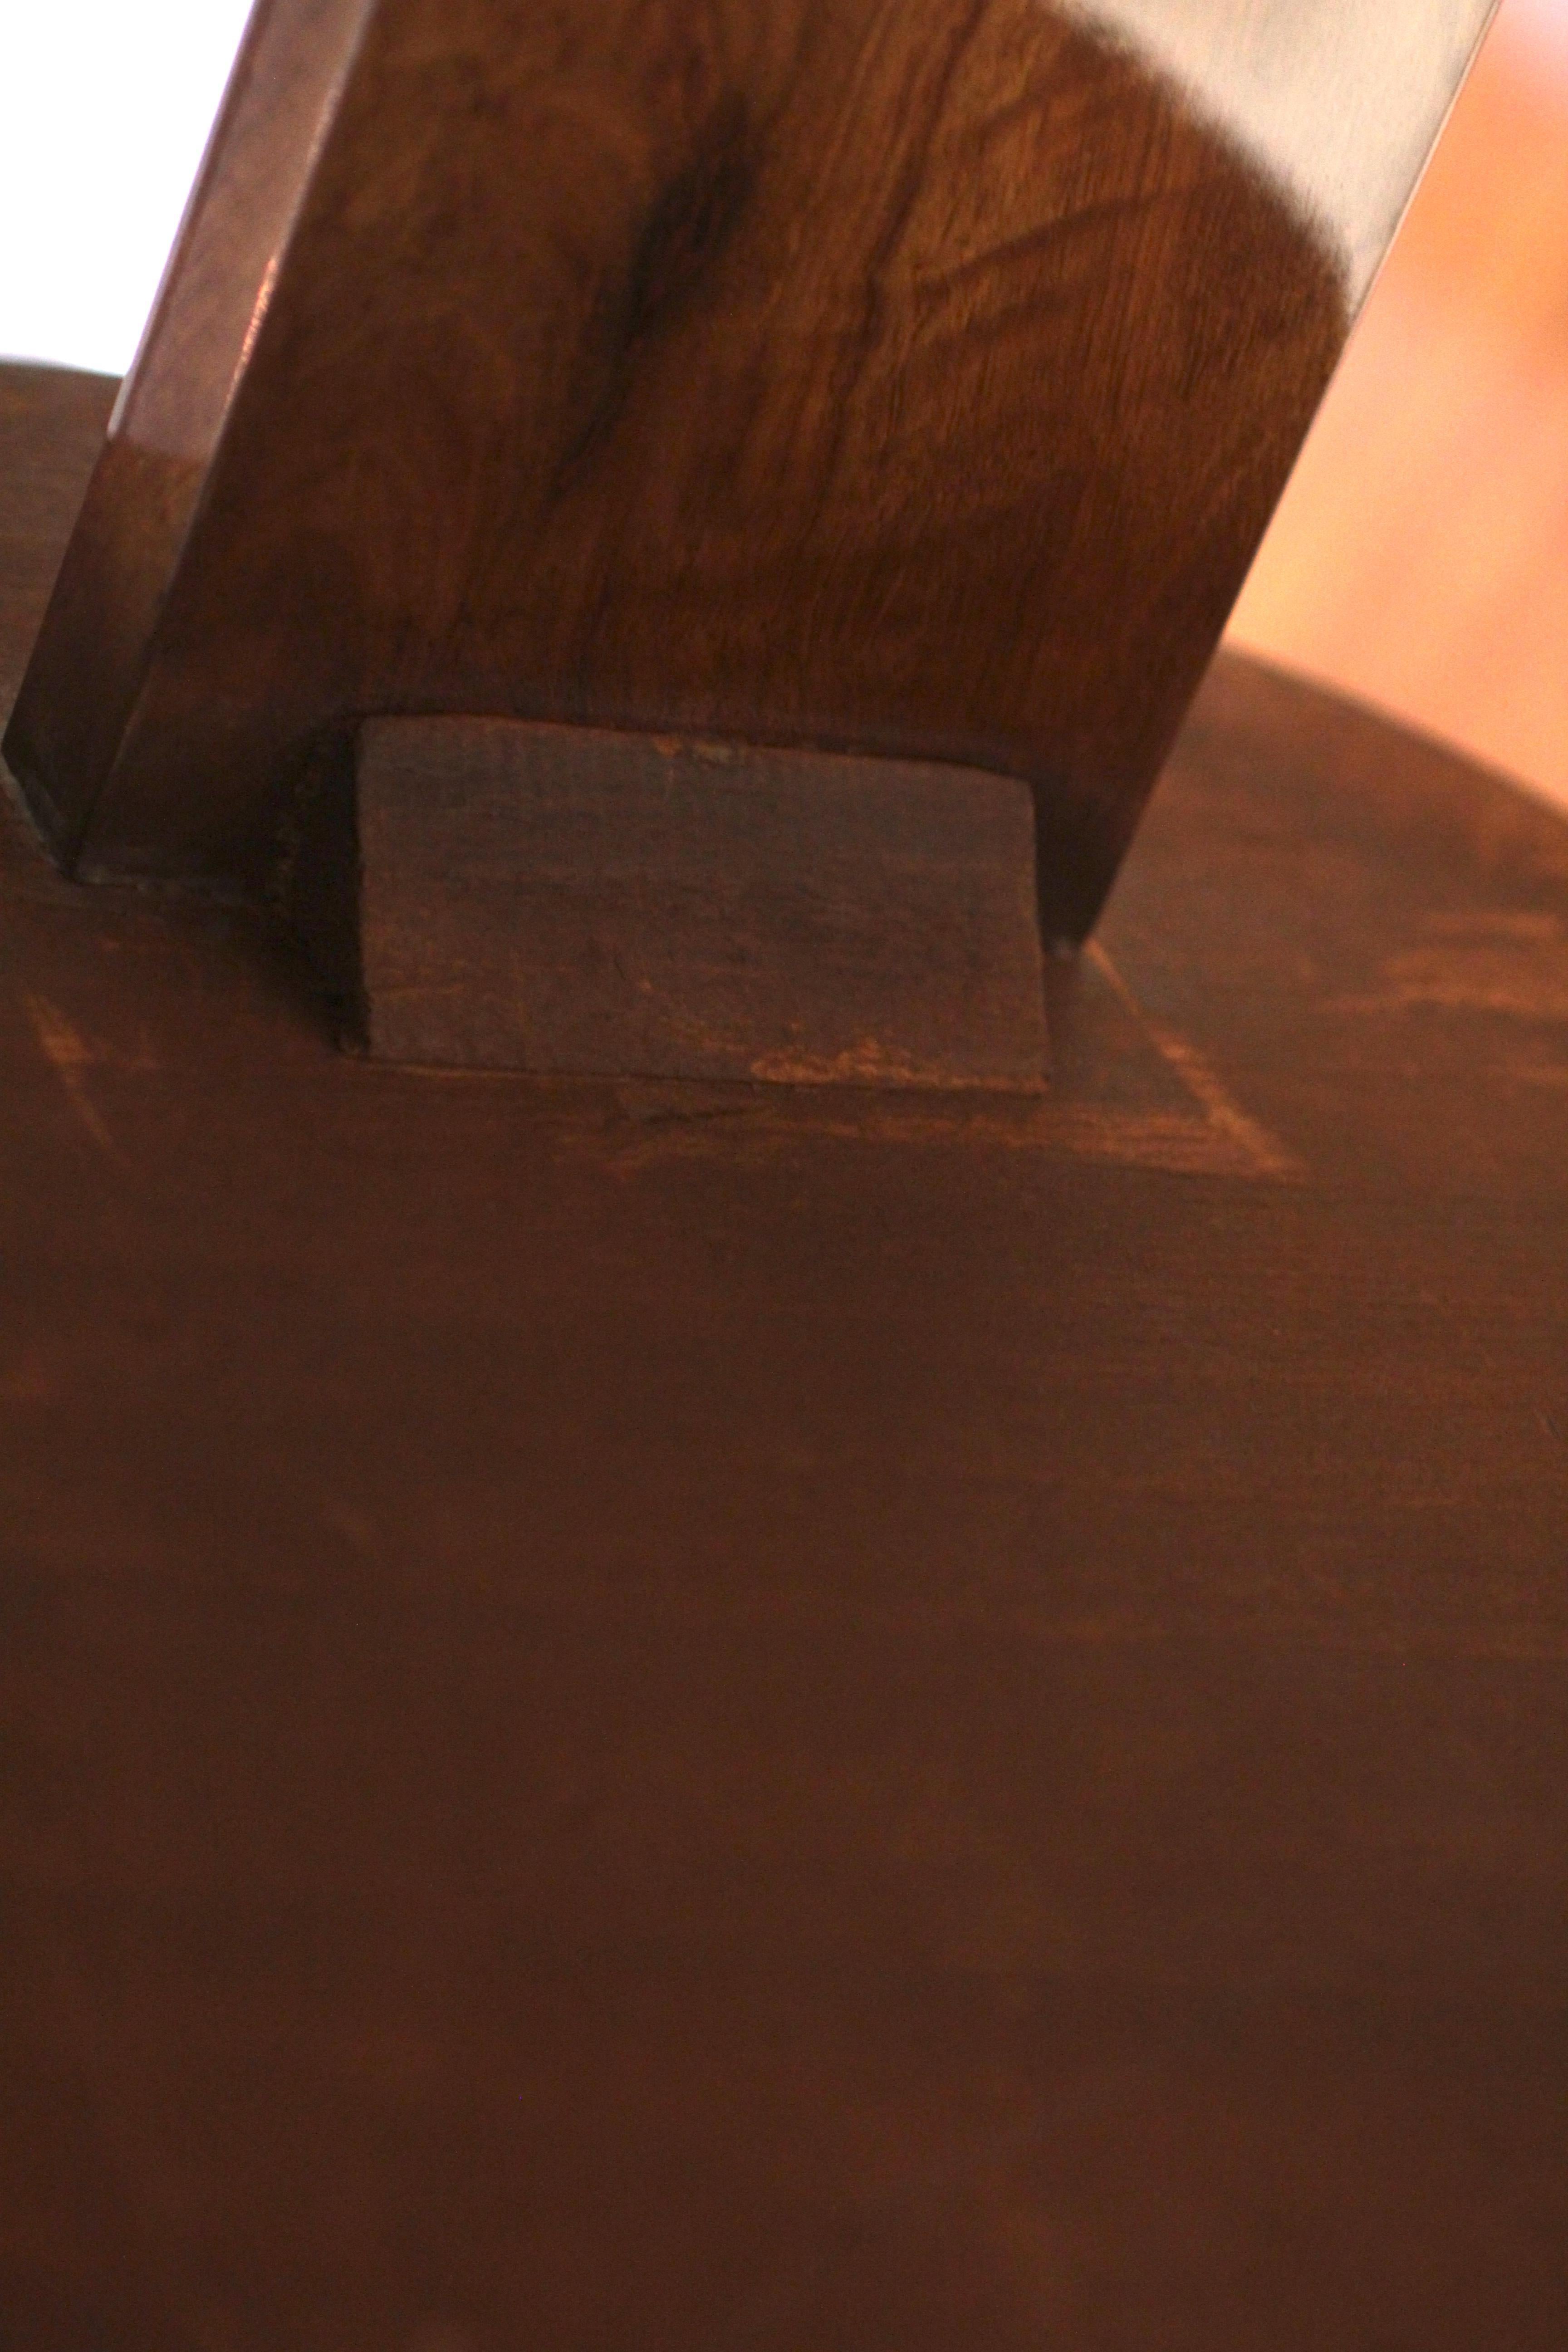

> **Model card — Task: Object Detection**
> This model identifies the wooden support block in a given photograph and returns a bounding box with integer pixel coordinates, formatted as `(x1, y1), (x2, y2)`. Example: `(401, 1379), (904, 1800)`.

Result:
(336, 720), (1049, 1088)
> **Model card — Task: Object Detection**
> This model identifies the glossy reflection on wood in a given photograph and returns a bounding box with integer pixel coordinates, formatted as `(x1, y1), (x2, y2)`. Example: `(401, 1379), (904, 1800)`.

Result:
(6, 0), (1356, 937)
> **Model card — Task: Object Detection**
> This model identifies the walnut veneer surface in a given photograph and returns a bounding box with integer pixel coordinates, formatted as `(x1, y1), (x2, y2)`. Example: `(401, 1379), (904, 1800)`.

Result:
(3, 361), (1567, 2349)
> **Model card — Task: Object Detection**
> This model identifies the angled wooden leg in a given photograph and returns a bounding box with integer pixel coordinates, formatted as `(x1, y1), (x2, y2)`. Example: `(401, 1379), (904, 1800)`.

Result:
(2, 0), (1498, 1078)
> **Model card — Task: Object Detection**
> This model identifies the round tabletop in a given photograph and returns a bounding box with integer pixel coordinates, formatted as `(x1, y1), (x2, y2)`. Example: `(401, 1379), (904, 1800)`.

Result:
(3, 360), (1566, 2350)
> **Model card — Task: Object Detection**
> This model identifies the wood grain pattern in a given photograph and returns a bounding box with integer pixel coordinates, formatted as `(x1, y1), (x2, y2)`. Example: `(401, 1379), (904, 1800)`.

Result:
(340, 717), (1049, 1085)
(4, 360), (1568, 2350)
(4, 0), (1348, 937)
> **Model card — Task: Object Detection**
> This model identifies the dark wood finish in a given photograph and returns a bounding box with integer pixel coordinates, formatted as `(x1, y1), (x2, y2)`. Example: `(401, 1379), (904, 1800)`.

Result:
(5, 0), (1357, 936)
(5, 363), (1568, 2346)
(328, 716), (1049, 1083)
(0, 363), (117, 722)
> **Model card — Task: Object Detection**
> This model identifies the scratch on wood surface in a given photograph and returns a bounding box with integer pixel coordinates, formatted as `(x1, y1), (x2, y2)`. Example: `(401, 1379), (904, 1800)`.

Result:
(580, 1079), (1304, 1182)
(1340, 912), (1568, 1021)
(747, 1038), (1046, 1092)
(540, 948), (1304, 1181)
(1085, 943), (1305, 1181)
(25, 993), (122, 1163)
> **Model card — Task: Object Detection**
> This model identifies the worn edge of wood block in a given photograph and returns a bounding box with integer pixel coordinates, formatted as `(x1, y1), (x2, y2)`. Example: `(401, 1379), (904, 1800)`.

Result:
(285, 717), (1052, 1092)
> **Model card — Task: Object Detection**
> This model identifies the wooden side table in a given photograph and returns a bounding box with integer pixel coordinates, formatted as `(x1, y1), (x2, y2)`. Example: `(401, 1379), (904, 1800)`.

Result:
(3, 360), (1565, 2350)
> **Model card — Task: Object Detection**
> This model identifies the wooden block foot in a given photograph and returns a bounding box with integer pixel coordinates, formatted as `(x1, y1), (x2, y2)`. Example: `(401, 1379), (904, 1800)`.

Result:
(296, 718), (1050, 1089)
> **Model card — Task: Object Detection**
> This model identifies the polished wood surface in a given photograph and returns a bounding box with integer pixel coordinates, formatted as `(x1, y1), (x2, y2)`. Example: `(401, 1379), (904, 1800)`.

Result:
(6, 0), (1357, 936)
(4, 361), (1566, 2346)
(342, 718), (1049, 1084)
